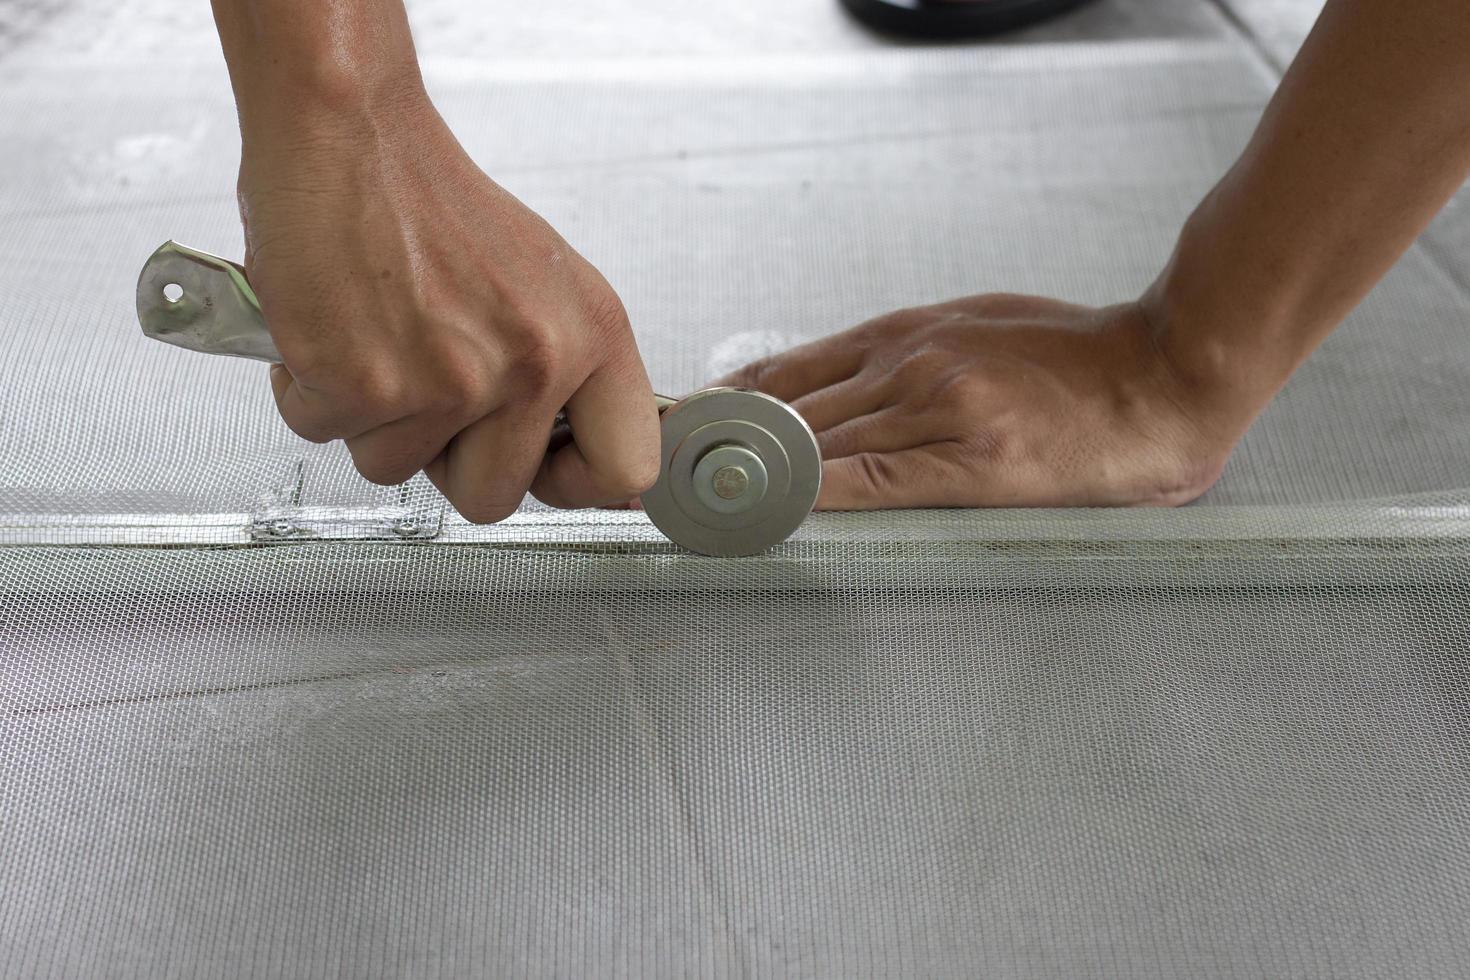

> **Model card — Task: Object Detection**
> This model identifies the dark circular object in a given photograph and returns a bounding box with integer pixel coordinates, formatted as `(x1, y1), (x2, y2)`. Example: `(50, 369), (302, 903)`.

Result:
(838, 0), (1102, 39)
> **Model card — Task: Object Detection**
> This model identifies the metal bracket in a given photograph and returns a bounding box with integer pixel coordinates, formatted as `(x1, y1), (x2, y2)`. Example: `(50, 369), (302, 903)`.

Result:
(247, 460), (444, 543)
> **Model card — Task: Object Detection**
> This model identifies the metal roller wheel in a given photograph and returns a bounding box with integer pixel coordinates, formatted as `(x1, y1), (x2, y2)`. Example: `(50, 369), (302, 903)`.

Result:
(642, 388), (821, 557)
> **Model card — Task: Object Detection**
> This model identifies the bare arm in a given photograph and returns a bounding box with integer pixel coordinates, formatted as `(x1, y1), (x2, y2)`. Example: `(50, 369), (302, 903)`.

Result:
(722, 0), (1470, 509)
(1154, 0), (1470, 430)
(210, 0), (661, 520)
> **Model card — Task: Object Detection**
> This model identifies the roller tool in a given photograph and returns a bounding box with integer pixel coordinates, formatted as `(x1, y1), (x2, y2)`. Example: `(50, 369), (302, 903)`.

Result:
(136, 242), (820, 556)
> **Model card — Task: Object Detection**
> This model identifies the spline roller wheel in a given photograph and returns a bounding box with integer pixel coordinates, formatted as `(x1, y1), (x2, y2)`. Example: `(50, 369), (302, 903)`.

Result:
(642, 388), (821, 557)
(135, 242), (822, 556)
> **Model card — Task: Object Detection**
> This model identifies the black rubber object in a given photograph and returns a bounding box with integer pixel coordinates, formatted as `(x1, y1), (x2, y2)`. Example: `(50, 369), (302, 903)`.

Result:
(839, 0), (1102, 38)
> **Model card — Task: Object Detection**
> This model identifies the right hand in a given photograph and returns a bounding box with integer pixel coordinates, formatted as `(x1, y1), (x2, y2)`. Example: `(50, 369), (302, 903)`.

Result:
(236, 91), (660, 522)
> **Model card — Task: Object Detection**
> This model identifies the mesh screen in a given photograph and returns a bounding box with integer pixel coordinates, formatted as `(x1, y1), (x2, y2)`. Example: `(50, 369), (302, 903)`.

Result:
(4, 0), (1470, 976)
(6, 514), (1470, 977)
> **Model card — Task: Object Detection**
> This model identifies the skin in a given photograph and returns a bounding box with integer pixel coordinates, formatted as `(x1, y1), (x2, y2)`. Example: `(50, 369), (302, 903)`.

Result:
(713, 297), (1218, 509)
(212, 0), (1470, 517)
(722, 0), (1470, 509)
(211, 0), (661, 521)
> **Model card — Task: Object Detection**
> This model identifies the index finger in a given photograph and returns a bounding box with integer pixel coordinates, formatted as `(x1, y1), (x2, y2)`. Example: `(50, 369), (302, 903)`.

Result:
(711, 328), (868, 402)
(533, 355), (661, 509)
(269, 363), (395, 443)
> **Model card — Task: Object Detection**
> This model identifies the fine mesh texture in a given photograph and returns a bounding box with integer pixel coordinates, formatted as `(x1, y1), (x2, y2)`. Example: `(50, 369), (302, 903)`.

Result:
(3, 1), (1470, 977)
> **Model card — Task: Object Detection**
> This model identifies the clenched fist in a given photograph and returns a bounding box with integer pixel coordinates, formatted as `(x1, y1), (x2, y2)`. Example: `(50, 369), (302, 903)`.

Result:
(238, 92), (659, 521)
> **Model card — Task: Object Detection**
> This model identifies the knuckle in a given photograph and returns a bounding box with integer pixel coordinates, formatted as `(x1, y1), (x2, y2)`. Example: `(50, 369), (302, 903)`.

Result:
(429, 358), (491, 419)
(351, 453), (415, 487)
(893, 346), (948, 385)
(853, 452), (895, 496)
(721, 364), (758, 390)
(928, 372), (981, 415)
(966, 292), (1036, 318)
(606, 454), (661, 499)
(718, 365), (755, 388)
(816, 427), (852, 460)
(277, 411), (336, 445)
(960, 424), (1009, 465)
(866, 308), (924, 336)
(274, 331), (339, 384)
(510, 332), (561, 394)
(583, 286), (632, 341)
(289, 425), (337, 446)
(956, 292), (1008, 314)
(453, 492), (523, 525)
(338, 360), (407, 413)
(737, 356), (782, 392)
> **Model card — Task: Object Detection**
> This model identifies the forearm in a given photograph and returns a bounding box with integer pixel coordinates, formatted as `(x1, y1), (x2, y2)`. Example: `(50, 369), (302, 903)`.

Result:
(210, 0), (429, 147)
(1148, 0), (1470, 423)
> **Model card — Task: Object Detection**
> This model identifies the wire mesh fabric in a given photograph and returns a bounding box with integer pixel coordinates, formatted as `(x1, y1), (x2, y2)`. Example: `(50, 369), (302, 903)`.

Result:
(4, 516), (1470, 976)
(4, 2), (1470, 977)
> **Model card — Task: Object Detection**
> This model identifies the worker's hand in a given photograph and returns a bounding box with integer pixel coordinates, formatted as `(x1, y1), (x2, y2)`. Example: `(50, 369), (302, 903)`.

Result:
(716, 294), (1251, 509)
(236, 93), (660, 521)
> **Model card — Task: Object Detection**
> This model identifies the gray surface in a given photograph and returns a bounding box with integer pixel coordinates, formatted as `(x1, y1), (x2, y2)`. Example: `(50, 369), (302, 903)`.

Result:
(4, 540), (1470, 978)
(2, 540), (1470, 975)
(3, 0), (1470, 977)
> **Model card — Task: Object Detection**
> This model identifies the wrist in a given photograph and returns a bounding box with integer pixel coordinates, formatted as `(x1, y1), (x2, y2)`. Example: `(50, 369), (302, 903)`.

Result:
(236, 67), (431, 153)
(213, 0), (429, 150)
(1140, 187), (1324, 435)
(233, 80), (443, 205)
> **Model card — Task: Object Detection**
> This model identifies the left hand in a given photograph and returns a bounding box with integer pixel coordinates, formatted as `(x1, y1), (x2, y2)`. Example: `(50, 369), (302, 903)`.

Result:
(714, 294), (1244, 509)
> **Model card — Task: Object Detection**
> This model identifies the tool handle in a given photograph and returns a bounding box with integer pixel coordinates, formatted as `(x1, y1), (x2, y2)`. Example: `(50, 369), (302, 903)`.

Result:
(137, 241), (676, 450)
